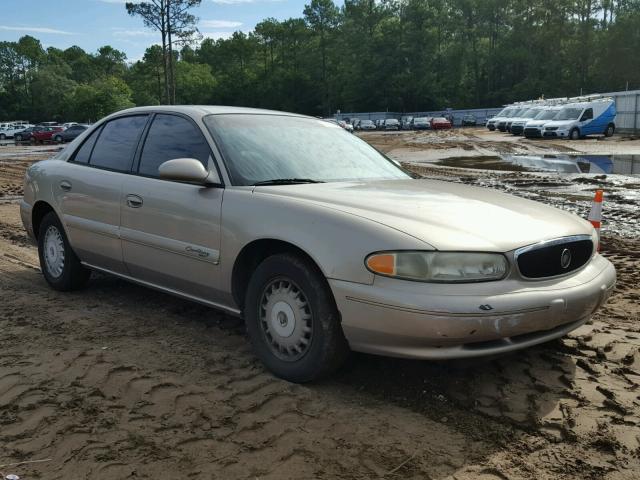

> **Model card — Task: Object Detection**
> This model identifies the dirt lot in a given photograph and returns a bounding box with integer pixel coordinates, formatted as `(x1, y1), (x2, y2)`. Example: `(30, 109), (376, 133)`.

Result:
(0, 134), (639, 479)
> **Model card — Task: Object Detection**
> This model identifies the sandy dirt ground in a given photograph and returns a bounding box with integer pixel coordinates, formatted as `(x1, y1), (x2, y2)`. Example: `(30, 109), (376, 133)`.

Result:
(0, 136), (639, 479)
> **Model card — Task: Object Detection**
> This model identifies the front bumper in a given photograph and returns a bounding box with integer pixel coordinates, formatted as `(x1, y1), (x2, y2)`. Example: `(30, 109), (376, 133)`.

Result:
(524, 127), (542, 138)
(330, 254), (616, 359)
(510, 125), (525, 135)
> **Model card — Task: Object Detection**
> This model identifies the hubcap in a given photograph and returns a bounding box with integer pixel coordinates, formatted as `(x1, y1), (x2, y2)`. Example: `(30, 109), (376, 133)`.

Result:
(43, 225), (65, 278)
(259, 278), (312, 362)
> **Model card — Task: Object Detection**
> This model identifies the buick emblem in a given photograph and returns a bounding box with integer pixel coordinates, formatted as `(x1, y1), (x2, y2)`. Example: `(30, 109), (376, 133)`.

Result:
(560, 248), (572, 269)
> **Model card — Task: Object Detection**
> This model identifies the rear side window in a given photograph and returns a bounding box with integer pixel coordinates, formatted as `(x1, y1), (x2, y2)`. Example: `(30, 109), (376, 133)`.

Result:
(72, 126), (102, 164)
(138, 114), (211, 177)
(89, 115), (148, 172)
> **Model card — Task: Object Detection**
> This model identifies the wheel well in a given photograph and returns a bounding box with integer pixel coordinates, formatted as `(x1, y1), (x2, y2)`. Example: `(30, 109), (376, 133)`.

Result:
(31, 201), (55, 240)
(231, 239), (323, 311)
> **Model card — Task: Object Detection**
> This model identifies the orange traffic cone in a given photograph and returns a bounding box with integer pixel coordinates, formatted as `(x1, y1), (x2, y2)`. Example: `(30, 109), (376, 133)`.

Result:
(588, 189), (603, 250)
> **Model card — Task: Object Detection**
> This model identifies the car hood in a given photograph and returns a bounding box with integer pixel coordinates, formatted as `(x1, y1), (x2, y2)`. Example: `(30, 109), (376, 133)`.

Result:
(525, 120), (548, 127)
(544, 120), (575, 128)
(253, 179), (593, 251)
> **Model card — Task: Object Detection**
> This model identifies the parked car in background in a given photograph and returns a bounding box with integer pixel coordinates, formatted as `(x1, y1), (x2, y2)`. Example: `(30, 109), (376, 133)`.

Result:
(486, 107), (514, 131)
(523, 106), (563, 138)
(359, 119), (376, 131)
(542, 99), (616, 140)
(374, 119), (384, 129)
(338, 120), (354, 133)
(37, 122), (61, 128)
(384, 119), (400, 130)
(14, 127), (37, 142)
(461, 114), (477, 126)
(412, 117), (431, 130)
(21, 105), (615, 382)
(401, 116), (414, 130)
(53, 124), (89, 143)
(508, 108), (544, 135)
(431, 117), (452, 130)
(31, 126), (63, 144)
(62, 122), (79, 130)
(0, 123), (33, 140)
(352, 119), (361, 130)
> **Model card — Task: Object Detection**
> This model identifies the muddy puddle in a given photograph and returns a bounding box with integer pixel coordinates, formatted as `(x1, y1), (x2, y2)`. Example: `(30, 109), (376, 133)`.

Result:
(407, 155), (640, 239)
(437, 153), (640, 176)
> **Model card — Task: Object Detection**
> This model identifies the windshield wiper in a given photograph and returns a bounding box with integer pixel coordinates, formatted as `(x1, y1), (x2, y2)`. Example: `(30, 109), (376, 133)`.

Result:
(252, 178), (325, 186)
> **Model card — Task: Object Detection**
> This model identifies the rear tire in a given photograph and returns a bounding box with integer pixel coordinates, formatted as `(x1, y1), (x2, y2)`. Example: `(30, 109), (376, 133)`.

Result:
(0, 133), (5, 140)
(15, 134), (22, 142)
(569, 128), (580, 140)
(38, 212), (90, 291)
(244, 253), (349, 382)
(604, 124), (615, 137)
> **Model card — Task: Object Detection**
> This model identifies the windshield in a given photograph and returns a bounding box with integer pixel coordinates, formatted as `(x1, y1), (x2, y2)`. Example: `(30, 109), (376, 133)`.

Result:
(556, 107), (583, 120)
(414, 118), (428, 123)
(537, 109), (560, 120)
(361, 120), (373, 125)
(522, 109), (540, 118)
(204, 114), (410, 186)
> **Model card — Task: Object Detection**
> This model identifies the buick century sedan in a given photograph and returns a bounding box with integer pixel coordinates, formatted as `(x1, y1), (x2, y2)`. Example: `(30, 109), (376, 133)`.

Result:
(21, 106), (616, 382)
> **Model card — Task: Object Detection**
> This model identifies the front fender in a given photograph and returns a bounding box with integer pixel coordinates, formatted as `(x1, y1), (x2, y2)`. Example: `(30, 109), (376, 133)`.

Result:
(219, 188), (433, 291)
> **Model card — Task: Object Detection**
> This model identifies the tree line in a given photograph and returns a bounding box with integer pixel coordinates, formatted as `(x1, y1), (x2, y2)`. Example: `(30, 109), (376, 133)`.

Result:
(1, 0), (639, 123)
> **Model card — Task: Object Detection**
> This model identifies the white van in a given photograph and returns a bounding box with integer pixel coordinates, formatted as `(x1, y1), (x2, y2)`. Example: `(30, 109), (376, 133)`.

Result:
(523, 106), (564, 138)
(508, 107), (546, 135)
(541, 98), (616, 140)
(486, 106), (514, 131)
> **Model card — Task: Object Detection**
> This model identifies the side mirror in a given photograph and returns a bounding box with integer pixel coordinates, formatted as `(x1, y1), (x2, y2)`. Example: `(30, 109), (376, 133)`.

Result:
(158, 158), (222, 186)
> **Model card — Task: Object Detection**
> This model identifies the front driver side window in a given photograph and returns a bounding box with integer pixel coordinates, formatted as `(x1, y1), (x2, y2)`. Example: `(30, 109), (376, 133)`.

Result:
(581, 108), (593, 121)
(138, 114), (212, 177)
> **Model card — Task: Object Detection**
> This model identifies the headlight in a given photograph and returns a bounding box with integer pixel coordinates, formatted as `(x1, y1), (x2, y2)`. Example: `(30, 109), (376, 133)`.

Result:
(365, 251), (509, 283)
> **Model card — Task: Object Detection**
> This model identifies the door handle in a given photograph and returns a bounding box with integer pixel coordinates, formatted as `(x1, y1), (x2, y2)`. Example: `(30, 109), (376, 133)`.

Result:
(126, 194), (143, 208)
(59, 180), (72, 191)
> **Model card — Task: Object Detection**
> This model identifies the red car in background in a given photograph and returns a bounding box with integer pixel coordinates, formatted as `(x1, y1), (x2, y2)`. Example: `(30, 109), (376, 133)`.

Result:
(31, 126), (63, 143)
(430, 117), (453, 130)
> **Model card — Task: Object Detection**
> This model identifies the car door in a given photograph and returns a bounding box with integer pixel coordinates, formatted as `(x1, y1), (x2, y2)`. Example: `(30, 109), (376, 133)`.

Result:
(120, 113), (225, 303)
(579, 107), (595, 134)
(55, 115), (149, 274)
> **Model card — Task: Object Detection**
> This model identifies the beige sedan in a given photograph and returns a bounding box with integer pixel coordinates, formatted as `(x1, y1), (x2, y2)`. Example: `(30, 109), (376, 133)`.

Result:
(21, 106), (616, 382)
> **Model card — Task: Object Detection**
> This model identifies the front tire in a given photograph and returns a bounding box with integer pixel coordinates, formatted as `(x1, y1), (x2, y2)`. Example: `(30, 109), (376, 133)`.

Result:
(38, 212), (90, 291)
(569, 128), (580, 140)
(0, 133), (5, 140)
(604, 124), (615, 137)
(15, 134), (22, 142)
(244, 253), (349, 382)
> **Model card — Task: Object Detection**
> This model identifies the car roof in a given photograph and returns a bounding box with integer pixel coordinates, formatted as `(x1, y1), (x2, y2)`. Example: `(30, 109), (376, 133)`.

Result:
(112, 105), (310, 119)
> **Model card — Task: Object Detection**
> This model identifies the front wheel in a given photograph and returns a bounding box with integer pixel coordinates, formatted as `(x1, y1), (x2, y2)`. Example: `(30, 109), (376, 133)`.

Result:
(38, 212), (91, 291)
(604, 124), (615, 137)
(54, 135), (63, 143)
(244, 253), (349, 382)
(569, 128), (580, 140)
(0, 133), (5, 140)
(15, 134), (22, 142)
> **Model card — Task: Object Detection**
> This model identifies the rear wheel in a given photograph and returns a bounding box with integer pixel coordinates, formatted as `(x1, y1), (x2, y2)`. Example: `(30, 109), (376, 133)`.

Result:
(569, 128), (580, 140)
(15, 134), (22, 142)
(38, 212), (90, 291)
(244, 253), (349, 382)
(604, 124), (615, 137)
(0, 133), (5, 140)
(54, 135), (63, 143)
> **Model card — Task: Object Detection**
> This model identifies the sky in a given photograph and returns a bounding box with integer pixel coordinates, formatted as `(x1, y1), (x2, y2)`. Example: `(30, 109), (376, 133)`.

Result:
(0, 0), (328, 63)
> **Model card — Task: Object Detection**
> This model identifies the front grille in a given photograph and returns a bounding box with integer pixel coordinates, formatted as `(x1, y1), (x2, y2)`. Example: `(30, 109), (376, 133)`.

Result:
(524, 127), (541, 137)
(511, 125), (524, 135)
(543, 131), (557, 137)
(516, 237), (594, 278)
